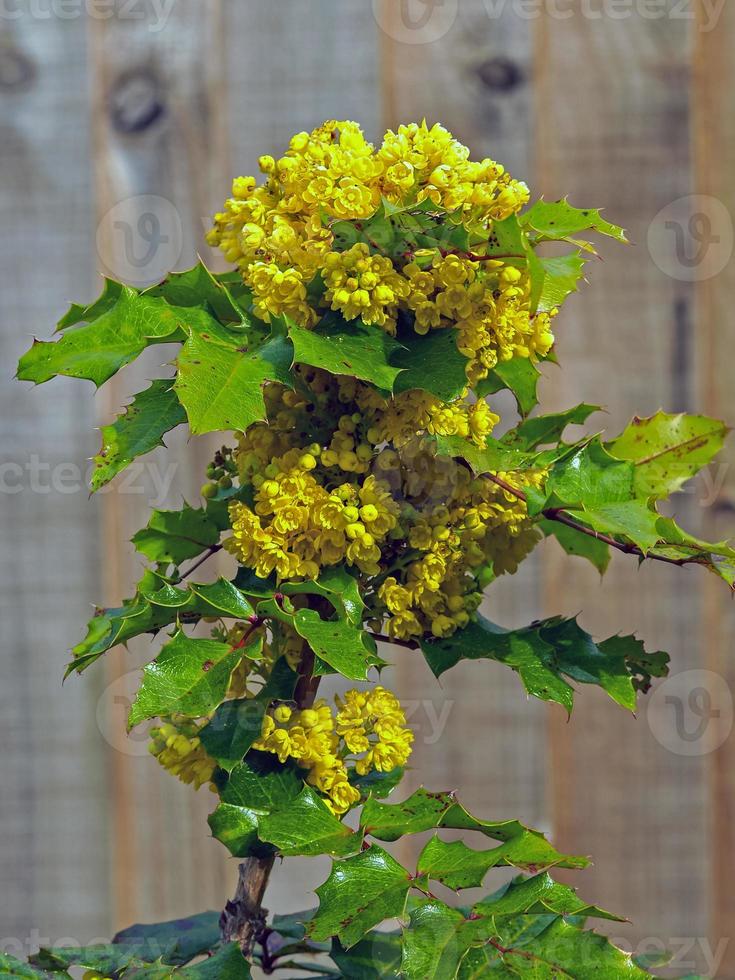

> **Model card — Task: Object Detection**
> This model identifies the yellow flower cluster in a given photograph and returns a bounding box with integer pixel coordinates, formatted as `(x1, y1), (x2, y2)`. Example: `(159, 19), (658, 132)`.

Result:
(379, 462), (545, 640)
(224, 371), (541, 641)
(254, 687), (413, 814)
(207, 119), (549, 382)
(148, 717), (217, 791)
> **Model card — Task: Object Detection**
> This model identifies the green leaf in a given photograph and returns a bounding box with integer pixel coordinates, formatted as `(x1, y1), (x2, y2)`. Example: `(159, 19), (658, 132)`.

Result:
(489, 916), (654, 979)
(349, 766), (405, 800)
(563, 500), (662, 553)
(17, 288), (201, 388)
(537, 252), (588, 312)
(258, 786), (362, 857)
(175, 319), (293, 435)
(361, 788), (586, 869)
(0, 953), (54, 978)
(539, 518), (611, 574)
(292, 607), (374, 681)
(132, 503), (221, 565)
(400, 900), (480, 980)
(308, 845), (412, 949)
(31, 945), (146, 975)
(209, 753), (304, 857)
(392, 327), (469, 401)
(536, 439), (634, 512)
(607, 410), (729, 499)
(474, 871), (622, 921)
(144, 262), (246, 325)
(279, 566), (365, 627)
(289, 316), (404, 391)
(112, 911), (221, 966)
(198, 697), (266, 773)
(476, 358), (540, 417)
(91, 379), (187, 490)
(129, 631), (243, 727)
(421, 615), (667, 713)
(504, 404), (601, 451)
(330, 933), (403, 978)
(69, 598), (175, 676)
(56, 277), (123, 330)
(416, 832), (575, 889)
(520, 199), (627, 245)
(177, 942), (251, 978)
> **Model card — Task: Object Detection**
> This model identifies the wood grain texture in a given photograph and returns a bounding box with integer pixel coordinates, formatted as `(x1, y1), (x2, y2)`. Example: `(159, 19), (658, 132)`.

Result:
(693, 3), (735, 973)
(377, 1), (549, 885)
(88, 0), (233, 931)
(0, 15), (111, 946)
(534, 5), (711, 968)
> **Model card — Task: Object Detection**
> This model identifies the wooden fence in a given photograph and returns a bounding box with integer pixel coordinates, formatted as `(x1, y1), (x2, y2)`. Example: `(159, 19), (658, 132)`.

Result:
(1, 1), (734, 975)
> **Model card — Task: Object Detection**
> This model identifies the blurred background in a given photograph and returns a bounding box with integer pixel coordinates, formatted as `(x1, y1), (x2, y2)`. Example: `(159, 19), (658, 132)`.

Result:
(2, 0), (735, 976)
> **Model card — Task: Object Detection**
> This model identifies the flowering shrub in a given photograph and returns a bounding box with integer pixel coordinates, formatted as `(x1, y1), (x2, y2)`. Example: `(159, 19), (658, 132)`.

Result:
(12, 120), (733, 978)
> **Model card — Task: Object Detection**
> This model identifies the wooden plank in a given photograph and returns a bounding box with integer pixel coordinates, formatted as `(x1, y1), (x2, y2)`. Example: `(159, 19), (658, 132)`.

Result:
(88, 0), (233, 931)
(534, 6), (710, 967)
(0, 15), (111, 946)
(693, 4), (735, 974)
(375, 0), (548, 882)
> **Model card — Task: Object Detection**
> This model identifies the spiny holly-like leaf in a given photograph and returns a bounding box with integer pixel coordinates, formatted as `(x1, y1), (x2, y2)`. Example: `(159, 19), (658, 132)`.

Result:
(289, 315), (404, 392)
(503, 403), (601, 451)
(330, 933), (403, 978)
(537, 252), (588, 312)
(129, 631), (243, 727)
(562, 500), (662, 553)
(258, 785), (362, 857)
(533, 438), (634, 512)
(400, 900), (482, 980)
(56, 277), (123, 331)
(112, 911), (220, 966)
(421, 615), (667, 713)
(17, 288), (203, 388)
(308, 845), (413, 949)
(144, 261), (246, 325)
(142, 578), (256, 621)
(520, 199), (627, 245)
(91, 379), (187, 490)
(292, 607), (374, 680)
(209, 753), (304, 858)
(392, 327), (469, 402)
(539, 518), (611, 574)
(360, 788), (586, 869)
(416, 832), (575, 890)
(476, 357), (540, 417)
(474, 871), (623, 921)
(488, 916), (657, 979)
(349, 766), (405, 800)
(30, 944), (147, 975)
(198, 697), (266, 773)
(175, 318), (293, 435)
(132, 503), (222, 565)
(607, 410), (729, 499)
(0, 953), (52, 977)
(69, 598), (175, 676)
(278, 566), (365, 627)
(175, 942), (251, 978)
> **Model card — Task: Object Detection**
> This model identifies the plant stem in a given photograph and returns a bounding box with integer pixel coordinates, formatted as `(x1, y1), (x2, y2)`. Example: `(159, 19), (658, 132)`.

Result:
(483, 473), (700, 569)
(179, 544), (223, 581)
(220, 603), (326, 960)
